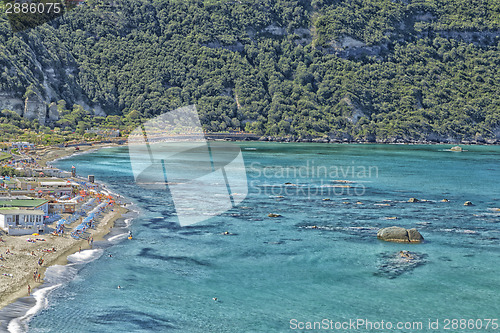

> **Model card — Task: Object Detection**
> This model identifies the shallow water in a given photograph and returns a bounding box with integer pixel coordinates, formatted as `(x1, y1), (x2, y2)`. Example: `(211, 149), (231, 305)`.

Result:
(17, 143), (500, 332)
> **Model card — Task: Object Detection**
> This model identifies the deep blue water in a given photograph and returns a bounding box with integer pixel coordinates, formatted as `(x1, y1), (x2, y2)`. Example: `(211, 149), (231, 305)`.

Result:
(21, 143), (500, 332)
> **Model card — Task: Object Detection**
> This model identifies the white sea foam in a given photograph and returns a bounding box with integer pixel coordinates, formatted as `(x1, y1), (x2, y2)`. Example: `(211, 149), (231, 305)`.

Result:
(7, 284), (61, 333)
(6, 250), (104, 332)
(124, 218), (133, 228)
(108, 233), (129, 242)
(67, 249), (103, 265)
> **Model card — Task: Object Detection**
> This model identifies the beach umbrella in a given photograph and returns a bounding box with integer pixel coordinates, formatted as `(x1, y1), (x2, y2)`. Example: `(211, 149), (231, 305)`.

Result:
(32, 233), (39, 236)
(38, 190), (43, 193)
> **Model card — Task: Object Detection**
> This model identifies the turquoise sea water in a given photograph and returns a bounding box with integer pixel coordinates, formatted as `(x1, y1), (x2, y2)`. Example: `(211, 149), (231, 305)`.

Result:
(18, 143), (500, 332)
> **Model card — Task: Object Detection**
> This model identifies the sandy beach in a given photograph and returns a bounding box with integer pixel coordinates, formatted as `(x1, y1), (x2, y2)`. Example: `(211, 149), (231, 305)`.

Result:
(0, 142), (130, 310)
(33, 142), (122, 168)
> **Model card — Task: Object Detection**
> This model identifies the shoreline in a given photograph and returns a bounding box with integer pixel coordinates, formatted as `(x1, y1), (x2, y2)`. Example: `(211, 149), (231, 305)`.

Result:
(34, 142), (123, 167)
(0, 142), (132, 318)
(125, 131), (500, 145)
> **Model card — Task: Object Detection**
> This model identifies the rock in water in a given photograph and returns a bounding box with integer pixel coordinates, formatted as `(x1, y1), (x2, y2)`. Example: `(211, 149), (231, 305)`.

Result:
(407, 228), (424, 242)
(408, 197), (419, 203)
(375, 251), (428, 279)
(268, 213), (281, 217)
(464, 201), (473, 206)
(377, 226), (424, 243)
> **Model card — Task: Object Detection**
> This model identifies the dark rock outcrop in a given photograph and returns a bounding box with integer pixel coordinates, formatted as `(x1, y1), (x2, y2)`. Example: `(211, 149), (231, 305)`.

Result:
(375, 251), (428, 279)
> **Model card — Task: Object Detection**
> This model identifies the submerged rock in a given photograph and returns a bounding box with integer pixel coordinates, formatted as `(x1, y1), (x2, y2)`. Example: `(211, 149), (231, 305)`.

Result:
(450, 146), (463, 152)
(377, 226), (424, 243)
(268, 213), (282, 217)
(375, 251), (428, 279)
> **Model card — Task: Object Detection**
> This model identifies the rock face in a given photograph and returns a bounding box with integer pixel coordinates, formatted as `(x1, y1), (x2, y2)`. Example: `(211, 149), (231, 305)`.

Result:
(377, 226), (424, 243)
(24, 94), (47, 125)
(0, 93), (24, 115)
(47, 102), (59, 121)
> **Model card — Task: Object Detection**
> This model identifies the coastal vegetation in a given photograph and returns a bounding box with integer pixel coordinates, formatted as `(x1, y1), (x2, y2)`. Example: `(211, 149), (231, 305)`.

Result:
(0, 0), (499, 142)
(0, 165), (22, 176)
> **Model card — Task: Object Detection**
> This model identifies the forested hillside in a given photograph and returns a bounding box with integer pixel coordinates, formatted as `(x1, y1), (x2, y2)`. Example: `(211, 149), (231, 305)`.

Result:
(1, 0), (499, 142)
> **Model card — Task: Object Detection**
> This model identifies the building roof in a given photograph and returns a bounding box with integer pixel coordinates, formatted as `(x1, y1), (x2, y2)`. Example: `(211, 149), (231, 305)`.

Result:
(0, 196), (31, 200)
(0, 209), (44, 215)
(39, 181), (77, 187)
(0, 199), (49, 208)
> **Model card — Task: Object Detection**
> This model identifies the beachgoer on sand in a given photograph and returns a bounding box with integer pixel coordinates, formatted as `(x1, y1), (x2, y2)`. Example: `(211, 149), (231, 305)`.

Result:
(28, 285), (31, 296)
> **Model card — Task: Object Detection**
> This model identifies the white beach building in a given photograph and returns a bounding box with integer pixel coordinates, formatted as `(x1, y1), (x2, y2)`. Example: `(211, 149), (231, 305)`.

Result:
(0, 208), (45, 235)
